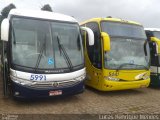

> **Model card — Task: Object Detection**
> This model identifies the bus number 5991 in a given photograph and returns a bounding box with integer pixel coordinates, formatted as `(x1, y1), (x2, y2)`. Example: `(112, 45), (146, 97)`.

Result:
(30, 75), (46, 81)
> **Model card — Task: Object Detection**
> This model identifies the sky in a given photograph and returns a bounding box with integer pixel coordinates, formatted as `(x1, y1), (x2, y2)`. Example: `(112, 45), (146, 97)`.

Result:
(0, 0), (159, 28)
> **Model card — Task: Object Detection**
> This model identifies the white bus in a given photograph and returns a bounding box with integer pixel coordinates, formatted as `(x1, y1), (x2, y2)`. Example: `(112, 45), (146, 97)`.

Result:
(145, 28), (160, 87)
(1, 9), (94, 99)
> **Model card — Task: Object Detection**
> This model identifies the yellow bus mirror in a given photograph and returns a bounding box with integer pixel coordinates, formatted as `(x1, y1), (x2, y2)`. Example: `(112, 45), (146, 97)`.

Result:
(150, 37), (160, 54)
(81, 27), (94, 46)
(101, 32), (110, 51)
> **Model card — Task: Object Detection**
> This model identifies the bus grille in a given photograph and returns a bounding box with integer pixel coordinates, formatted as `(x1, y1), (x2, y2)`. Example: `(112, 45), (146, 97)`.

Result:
(29, 80), (82, 89)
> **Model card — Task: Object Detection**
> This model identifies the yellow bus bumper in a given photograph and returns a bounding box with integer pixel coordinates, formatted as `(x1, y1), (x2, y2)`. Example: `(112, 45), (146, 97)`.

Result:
(100, 79), (150, 91)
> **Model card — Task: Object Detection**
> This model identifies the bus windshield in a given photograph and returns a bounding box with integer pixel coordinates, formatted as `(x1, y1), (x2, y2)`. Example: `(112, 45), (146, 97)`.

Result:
(101, 21), (146, 39)
(11, 17), (84, 71)
(101, 22), (150, 70)
(153, 31), (160, 39)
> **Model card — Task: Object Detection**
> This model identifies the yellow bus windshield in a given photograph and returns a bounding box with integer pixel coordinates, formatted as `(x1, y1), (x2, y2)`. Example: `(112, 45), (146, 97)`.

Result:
(101, 22), (150, 70)
(101, 21), (146, 39)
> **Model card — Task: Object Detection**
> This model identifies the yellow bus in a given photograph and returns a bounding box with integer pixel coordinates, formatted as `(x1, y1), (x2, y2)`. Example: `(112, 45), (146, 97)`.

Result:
(81, 17), (150, 91)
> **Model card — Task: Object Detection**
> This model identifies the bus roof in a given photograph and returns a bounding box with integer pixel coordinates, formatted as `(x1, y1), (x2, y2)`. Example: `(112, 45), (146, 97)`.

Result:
(145, 28), (160, 32)
(80, 17), (142, 26)
(8, 9), (78, 23)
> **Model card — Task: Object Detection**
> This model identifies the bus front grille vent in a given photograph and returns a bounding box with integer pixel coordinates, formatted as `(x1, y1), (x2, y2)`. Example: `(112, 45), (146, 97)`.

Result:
(29, 80), (81, 89)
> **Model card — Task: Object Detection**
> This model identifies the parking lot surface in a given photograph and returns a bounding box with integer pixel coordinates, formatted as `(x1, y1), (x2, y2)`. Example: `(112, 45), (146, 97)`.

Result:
(0, 74), (160, 120)
(0, 76), (160, 114)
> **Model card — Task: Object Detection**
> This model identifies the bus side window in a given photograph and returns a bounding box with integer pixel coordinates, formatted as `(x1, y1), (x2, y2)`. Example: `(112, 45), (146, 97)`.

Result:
(150, 42), (159, 66)
(146, 31), (159, 66)
(145, 31), (156, 58)
(86, 22), (102, 69)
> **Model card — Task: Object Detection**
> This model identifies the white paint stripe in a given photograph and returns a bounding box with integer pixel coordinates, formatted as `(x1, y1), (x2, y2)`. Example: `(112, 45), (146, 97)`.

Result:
(10, 68), (86, 81)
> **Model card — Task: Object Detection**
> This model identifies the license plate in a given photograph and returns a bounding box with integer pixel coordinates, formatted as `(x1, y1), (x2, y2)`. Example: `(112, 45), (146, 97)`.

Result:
(49, 90), (62, 96)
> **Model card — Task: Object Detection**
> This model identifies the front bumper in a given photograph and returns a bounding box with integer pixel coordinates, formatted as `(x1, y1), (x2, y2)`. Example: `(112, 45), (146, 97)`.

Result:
(11, 81), (84, 100)
(99, 79), (150, 91)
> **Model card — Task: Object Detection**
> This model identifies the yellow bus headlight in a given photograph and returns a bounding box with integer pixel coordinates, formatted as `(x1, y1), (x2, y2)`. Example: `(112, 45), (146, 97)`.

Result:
(142, 74), (150, 80)
(135, 72), (150, 80)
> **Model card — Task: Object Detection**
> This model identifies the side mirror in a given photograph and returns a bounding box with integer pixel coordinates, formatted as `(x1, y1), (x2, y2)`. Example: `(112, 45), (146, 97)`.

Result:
(101, 32), (111, 51)
(1, 18), (9, 42)
(80, 27), (94, 46)
(150, 37), (160, 54)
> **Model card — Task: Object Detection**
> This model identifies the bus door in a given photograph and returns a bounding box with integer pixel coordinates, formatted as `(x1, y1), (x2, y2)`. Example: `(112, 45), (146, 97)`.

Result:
(84, 22), (102, 86)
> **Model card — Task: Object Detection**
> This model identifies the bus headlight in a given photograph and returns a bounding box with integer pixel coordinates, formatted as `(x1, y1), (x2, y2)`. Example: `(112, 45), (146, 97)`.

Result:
(142, 74), (150, 80)
(104, 76), (120, 81)
(135, 72), (150, 80)
(10, 75), (32, 85)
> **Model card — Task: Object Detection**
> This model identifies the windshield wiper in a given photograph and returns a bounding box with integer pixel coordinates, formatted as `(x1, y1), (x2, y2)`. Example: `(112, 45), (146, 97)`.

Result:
(57, 36), (73, 71)
(12, 24), (16, 44)
(34, 35), (46, 72)
(116, 63), (149, 72)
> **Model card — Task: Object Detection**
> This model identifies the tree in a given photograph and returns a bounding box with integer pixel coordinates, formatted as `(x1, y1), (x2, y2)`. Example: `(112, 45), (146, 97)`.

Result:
(1, 3), (16, 18)
(41, 4), (53, 12)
